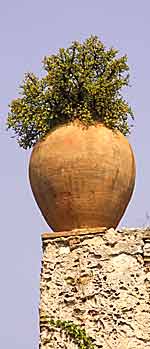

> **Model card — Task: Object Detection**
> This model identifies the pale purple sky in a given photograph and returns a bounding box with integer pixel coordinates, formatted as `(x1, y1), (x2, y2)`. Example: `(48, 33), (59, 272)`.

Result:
(0, 1), (150, 348)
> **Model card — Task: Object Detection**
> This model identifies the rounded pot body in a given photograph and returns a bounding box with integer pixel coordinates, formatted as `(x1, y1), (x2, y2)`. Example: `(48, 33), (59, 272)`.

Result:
(29, 122), (136, 231)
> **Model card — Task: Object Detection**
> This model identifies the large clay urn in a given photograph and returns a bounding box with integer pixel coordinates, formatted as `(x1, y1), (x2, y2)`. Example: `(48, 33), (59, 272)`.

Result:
(29, 121), (136, 231)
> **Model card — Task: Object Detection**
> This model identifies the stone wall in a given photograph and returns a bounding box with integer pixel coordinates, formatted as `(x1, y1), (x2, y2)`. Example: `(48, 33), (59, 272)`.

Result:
(39, 227), (150, 349)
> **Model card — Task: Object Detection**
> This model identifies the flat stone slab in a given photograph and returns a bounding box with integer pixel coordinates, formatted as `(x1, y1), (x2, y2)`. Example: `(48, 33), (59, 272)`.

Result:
(42, 227), (107, 239)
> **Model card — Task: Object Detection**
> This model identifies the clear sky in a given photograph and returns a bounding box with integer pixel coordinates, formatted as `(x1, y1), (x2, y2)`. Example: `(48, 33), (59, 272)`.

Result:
(1, 1), (150, 348)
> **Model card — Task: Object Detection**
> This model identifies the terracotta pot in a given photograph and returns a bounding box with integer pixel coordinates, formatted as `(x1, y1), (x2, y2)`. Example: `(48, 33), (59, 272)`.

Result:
(29, 121), (136, 231)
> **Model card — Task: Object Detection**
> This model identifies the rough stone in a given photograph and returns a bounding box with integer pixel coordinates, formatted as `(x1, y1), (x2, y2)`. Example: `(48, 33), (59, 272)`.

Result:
(40, 228), (150, 349)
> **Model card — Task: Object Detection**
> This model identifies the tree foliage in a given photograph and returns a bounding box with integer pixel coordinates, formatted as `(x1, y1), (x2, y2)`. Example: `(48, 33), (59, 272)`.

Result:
(7, 35), (134, 149)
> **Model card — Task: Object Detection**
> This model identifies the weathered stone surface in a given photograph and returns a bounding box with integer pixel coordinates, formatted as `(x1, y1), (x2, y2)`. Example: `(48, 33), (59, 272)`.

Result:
(40, 228), (150, 348)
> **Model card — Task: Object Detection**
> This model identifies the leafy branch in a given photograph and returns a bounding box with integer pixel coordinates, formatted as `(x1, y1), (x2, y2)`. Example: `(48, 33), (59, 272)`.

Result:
(7, 35), (134, 149)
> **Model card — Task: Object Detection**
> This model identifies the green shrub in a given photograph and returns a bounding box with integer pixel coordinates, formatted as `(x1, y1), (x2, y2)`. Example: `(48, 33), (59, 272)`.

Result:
(7, 35), (134, 149)
(49, 319), (95, 349)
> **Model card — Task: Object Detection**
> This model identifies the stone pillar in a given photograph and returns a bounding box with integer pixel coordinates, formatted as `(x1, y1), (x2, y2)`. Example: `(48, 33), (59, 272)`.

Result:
(39, 228), (150, 349)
